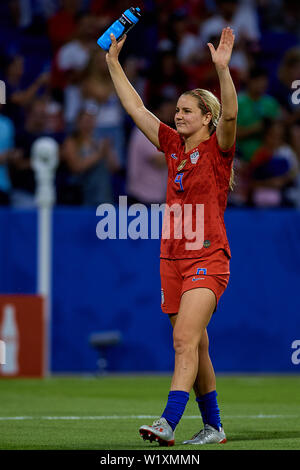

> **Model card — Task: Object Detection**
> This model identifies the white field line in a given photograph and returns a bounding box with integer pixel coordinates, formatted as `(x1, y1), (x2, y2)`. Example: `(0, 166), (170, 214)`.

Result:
(0, 414), (297, 421)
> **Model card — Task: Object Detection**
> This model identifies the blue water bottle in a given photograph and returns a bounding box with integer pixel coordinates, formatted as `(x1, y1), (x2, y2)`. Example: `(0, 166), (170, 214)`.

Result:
(97, 7), (141, 51)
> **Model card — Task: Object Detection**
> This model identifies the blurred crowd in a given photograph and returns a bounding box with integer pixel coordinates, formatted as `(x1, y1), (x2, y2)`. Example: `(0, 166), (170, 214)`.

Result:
(0, 0), (299, 208)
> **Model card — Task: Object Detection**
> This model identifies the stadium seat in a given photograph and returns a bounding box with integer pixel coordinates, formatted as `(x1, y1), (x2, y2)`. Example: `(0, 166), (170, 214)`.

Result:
(89, 330), (122, 375)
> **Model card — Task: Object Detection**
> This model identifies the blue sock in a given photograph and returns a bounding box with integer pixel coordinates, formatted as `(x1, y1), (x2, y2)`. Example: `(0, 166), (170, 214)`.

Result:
(196, 390), (221, 431)
(161, 390), (189, 431)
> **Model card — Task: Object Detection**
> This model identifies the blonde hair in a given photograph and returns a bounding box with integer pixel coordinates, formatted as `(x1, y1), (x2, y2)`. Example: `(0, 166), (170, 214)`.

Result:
(182, 88), (235, 191)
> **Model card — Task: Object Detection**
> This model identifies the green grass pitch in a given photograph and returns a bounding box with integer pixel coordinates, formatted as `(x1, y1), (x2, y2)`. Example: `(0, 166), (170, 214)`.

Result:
(0, 375), (299, 450)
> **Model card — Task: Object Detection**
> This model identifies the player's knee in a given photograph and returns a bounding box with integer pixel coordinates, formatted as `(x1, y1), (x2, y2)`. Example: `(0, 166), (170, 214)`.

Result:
(173, 330), (199, 356)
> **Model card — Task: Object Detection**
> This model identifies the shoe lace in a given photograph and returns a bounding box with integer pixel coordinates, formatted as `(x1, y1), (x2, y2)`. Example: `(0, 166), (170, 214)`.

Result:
(191, 428), (206, 439)
(152, 418), (165, 428)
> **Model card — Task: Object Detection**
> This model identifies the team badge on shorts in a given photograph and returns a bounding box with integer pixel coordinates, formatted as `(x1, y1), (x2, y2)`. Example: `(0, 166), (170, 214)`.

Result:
(190, 150), (200, 164)
(192, 267), (207, 281)
(161, 288), (165, 305)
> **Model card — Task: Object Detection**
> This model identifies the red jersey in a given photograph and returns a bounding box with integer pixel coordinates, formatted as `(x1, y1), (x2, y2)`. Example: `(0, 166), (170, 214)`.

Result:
(158, 122), (235, 259)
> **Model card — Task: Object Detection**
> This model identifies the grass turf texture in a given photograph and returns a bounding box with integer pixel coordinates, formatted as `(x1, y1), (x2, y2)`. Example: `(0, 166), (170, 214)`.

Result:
(0, 375), (299, 450)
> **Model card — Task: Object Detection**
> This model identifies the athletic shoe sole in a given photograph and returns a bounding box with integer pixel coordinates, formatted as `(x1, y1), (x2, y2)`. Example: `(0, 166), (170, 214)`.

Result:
(139, 428), (175, 446)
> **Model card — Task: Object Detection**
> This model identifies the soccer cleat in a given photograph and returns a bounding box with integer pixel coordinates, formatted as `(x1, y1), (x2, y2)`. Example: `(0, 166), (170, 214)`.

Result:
(182, 424), (227, 445)
(139, 417), (175, 446)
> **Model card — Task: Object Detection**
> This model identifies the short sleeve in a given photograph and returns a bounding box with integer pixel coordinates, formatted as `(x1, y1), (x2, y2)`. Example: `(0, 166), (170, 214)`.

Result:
(213, 132), (236, 161)
(158, 122), (181, 154)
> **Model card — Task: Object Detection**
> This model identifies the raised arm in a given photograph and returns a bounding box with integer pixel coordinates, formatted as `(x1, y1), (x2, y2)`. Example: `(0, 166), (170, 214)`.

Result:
(208, 27), (238, 151)
(105, 34), (160, 148)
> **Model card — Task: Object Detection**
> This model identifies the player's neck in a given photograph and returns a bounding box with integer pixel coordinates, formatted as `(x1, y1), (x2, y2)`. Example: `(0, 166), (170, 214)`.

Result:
(184, 129), (211, 153)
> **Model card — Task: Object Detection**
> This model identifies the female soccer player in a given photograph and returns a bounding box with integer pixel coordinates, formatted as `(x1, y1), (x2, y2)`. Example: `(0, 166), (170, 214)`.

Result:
(105, 27), (237, 446)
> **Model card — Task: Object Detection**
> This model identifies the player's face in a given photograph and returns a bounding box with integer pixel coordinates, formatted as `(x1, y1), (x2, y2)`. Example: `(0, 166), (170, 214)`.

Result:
(174, 95), (209, 137)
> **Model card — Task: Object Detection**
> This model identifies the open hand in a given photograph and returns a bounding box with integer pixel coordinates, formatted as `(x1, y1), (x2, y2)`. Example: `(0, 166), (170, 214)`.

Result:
(207, 27), (235, 70)
(106, 33), (127, 63)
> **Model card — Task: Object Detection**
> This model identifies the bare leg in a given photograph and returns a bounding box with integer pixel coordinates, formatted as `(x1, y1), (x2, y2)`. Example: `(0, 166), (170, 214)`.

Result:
(169, 288), (216, 393)
(169, 310), (216, 397)
(194, 329), (216, 397)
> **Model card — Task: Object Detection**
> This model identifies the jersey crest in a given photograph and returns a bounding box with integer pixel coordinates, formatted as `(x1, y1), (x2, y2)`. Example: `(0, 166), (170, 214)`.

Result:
(190, 150), (200, 164)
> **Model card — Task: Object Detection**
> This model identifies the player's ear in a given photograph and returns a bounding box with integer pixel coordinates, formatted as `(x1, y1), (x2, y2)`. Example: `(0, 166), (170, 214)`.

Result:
(203, 111), (212, 126)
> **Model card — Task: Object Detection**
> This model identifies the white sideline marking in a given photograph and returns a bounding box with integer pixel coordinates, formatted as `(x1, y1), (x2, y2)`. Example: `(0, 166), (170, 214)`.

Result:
(0, 414), (297, 421)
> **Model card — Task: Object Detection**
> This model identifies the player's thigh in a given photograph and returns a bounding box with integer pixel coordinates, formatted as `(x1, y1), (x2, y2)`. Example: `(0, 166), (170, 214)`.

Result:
(173, 288), (216, 347)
